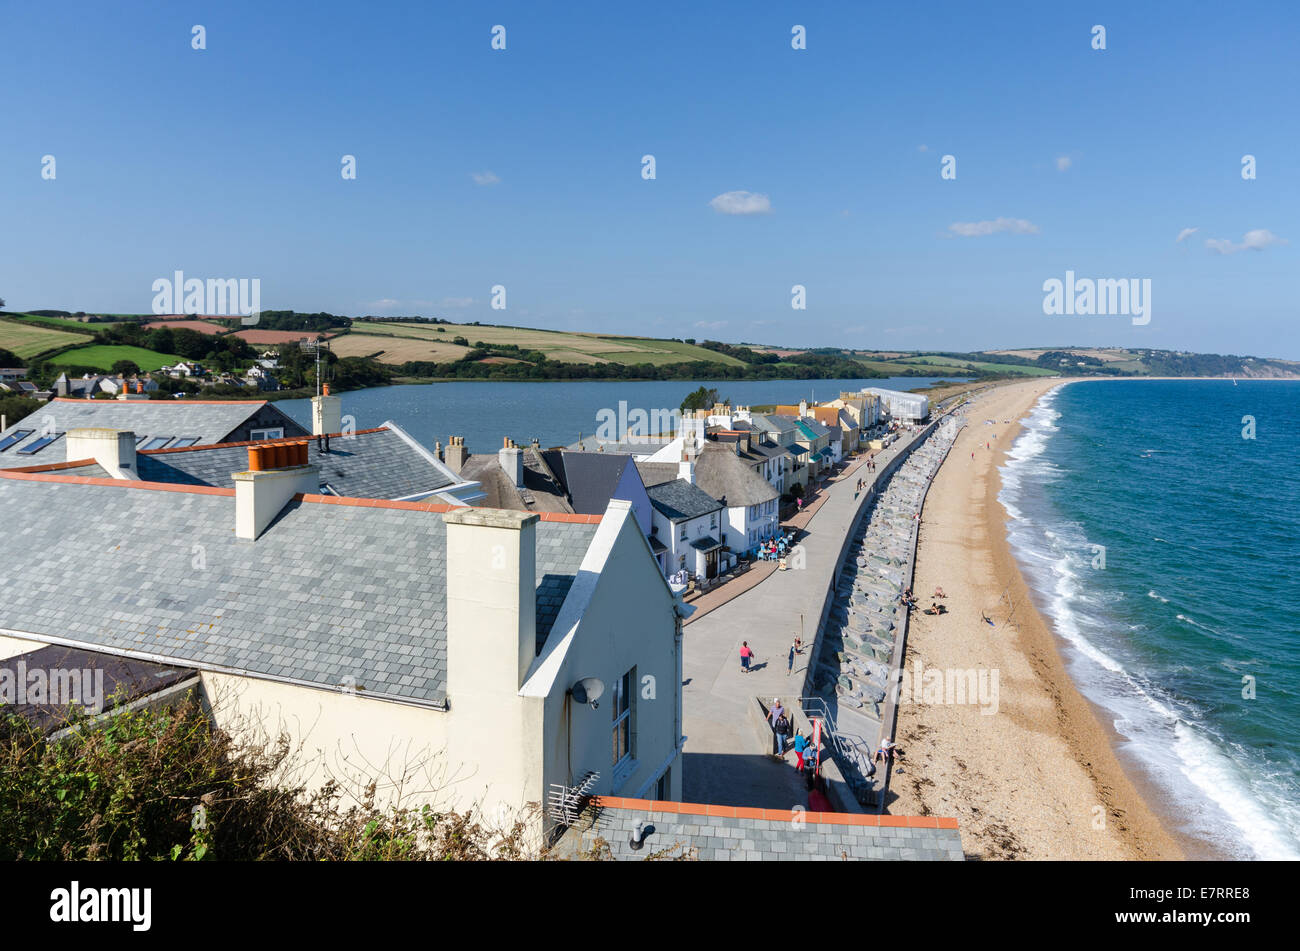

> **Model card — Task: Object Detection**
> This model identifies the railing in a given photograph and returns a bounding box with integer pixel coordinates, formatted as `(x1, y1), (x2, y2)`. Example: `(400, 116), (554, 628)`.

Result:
(798, 696), (876, 800)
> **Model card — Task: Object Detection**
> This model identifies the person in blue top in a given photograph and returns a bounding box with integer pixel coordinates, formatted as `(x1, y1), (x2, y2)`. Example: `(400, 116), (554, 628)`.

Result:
(792, 732), (809, 770)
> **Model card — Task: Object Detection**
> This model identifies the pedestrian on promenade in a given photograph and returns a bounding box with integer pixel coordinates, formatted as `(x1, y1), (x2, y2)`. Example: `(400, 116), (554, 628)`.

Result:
(770, 699), (788, 755)
(740, 641), (754, 673)
(793, 634), (803, 654)
(792, 732), (809, 770)
(787, 643), (795, 674)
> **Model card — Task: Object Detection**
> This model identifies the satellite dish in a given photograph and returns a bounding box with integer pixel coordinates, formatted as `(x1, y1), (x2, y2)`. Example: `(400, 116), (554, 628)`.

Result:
(570, 677), (605, 707)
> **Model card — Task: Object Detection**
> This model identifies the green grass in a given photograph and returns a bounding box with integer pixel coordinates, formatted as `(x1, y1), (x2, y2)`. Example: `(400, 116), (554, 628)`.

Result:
(3, 312), (112, 332)
(45, 345), (185, 372)
(355, 321), (749, 367)
(0, 318), (92, 359)
(890, 355), (1058, 376)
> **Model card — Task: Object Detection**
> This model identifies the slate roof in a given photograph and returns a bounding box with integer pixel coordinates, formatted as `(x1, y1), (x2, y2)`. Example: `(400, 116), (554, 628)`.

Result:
(0, 399), (303, 464)
(689, 535), (721, 551)
(634, 462), (679, 489)
(62, 426), (460, 500)
(459, 448), (574, 514)
(748, 414), (798, 436)
(645, 479), (722, 522)
(694, 443), (779, 509)
(557, 798), (964, 861)
(0, 477), (598, 705)
(540, 451), (631, 516)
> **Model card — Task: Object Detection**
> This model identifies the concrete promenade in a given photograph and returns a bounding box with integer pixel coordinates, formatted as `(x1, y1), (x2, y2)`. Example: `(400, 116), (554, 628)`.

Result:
(680, 427), (933, 809)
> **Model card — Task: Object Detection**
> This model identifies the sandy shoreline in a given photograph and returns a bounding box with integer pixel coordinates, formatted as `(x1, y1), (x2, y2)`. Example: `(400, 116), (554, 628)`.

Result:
(889, 378), (1185, 860)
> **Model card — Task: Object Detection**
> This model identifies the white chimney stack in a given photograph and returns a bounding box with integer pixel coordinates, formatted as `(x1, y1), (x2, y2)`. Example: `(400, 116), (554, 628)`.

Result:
(65, 428), (140, 480)
(444, 508), (538, 692)
(234, 441), (319, 540)
(311, 385), (343, 436)
(499, 437), (524, 488)
(678, 456), (695, 485)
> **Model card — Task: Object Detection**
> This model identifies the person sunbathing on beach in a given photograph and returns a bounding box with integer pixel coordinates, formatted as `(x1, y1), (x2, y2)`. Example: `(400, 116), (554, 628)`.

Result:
(924, 602), (941, 616)
(933, 586), (946, 598)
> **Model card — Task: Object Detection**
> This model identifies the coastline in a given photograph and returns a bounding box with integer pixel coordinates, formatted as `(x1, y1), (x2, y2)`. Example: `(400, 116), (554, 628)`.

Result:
(890, 378), (1185, 860)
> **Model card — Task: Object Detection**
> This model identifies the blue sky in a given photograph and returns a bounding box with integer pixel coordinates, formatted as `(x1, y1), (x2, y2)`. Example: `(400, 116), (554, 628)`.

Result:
(3, 1), (1297, 357)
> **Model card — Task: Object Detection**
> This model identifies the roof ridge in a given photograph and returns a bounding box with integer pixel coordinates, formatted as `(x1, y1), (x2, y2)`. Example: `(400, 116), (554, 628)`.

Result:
(51, 397), (269, 405)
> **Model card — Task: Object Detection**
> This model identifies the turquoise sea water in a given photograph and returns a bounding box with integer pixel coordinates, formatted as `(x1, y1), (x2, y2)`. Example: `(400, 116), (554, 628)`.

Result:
(1000, 380), (1300, 859)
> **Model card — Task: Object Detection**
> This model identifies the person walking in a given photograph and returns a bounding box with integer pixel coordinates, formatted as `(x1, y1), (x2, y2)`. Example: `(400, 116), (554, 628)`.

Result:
(792, 731), (809, 770)
(740, 641), (755, 673)
(769, 699), (788, 755)
(787, 642), (795, 674)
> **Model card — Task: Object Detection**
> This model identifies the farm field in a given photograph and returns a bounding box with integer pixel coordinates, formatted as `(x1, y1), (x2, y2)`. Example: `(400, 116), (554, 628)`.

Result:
(358, 322), (747, 367)
(2, 313), (105, 332)
(45, 344), (185, 372)
(231, 329), (333, 344)
(0, 319), (91, 359)
(891, 355), (1058, 376)
(331, 333), (470, 363)
(144, 319), (231, 335)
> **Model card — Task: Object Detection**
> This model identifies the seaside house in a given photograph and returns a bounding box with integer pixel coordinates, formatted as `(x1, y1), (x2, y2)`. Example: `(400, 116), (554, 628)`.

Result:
(691, 440), (781, 552)
(637, 457), (726, 579)
(0, 416), (685, 841)
(792, 417), (833, 482)
(748, 413), (807, 494)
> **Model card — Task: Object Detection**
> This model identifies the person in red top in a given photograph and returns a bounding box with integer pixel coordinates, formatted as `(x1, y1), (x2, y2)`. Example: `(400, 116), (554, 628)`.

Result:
(739, 641), (754, 674)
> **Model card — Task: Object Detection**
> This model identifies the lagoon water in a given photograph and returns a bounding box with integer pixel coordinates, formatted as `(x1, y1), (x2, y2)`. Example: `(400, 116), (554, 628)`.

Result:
(276, 377), (958, 452)
(1001, 379), (1300, 859)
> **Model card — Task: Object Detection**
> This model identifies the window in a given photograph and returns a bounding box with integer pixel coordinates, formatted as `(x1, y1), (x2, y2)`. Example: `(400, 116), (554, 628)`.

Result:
(611, 669), (633, 770)
(679, 524), (687, 541)
(655, 768), (671, 801)
(710, 513), (717, 528)
(250, 427), (283, 440)
(18, 432), (62, 455)
(171, 436), (201, 448)
(141, 436), (173, 451)
(0, 430), (34, 452)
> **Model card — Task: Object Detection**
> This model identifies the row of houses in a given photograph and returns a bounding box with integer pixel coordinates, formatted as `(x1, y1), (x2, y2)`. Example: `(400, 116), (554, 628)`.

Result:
(0, 382), (947, 854)
(423, 387), (927, 584)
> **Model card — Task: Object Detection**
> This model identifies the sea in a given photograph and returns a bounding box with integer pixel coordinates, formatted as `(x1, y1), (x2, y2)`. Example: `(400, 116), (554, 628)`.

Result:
(274, 376), (959, 453)
(1000, 379), (1300, 860)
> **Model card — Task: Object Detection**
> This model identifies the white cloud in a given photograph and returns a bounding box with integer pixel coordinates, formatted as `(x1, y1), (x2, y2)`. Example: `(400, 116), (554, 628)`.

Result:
(947, 217), (1040, 237)
(1205, 229), (1288, 254)
(439, 296), (475, 308)
(918, 144), (929, 153)
(694, 320), (727, 330)
(1056, 156), (1072, 172)
(471, 171), (500, 186)
(709, 190), (772, 215)
(366, 298), (400, 310)
(1175, 227), (1198, 243)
